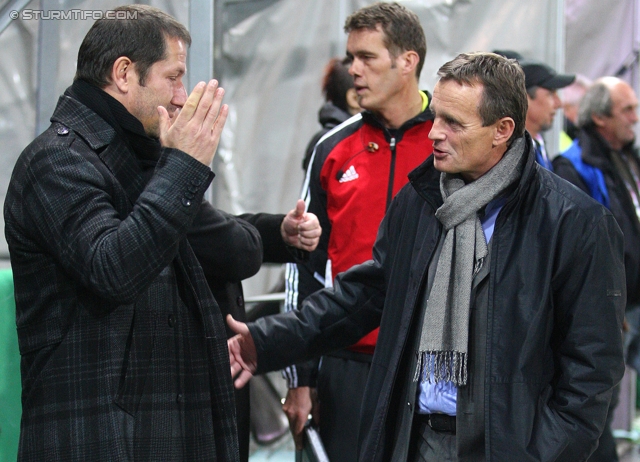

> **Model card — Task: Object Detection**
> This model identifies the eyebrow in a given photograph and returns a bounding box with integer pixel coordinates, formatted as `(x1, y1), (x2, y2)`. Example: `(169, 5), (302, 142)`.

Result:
(432, 106), (460, 125)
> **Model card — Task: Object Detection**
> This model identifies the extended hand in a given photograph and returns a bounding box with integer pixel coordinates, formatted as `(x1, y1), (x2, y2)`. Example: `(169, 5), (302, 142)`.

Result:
(159, 80), (228, 166)
(226, 315), (257, 388)
(281, 199), (321, 252)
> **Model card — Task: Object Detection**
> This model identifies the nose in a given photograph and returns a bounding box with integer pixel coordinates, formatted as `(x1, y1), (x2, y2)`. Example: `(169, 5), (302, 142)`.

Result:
(349, 58), (361, 77)
(172, 82), (187, 108)
(552, 92), (561, 109)
(428, 118), (445, 141)
(630, 109), (639, 124)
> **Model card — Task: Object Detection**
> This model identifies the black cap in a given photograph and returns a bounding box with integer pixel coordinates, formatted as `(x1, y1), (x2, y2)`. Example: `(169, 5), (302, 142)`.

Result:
(520, 61), (575, 90)
(492, 49), (524, 61)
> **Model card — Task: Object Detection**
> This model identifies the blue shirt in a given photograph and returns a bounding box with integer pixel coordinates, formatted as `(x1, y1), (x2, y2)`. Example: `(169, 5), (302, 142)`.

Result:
(417, 197), (504, 415)
(534, 136), (554, 171)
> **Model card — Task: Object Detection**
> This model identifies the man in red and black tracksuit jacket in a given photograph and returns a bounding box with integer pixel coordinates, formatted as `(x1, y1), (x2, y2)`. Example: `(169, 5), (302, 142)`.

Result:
(281, 4), (434, 461)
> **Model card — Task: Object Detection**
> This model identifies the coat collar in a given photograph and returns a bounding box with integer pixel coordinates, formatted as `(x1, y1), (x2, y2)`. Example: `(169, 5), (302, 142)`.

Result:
(361, 91), (435, 144)
(408, 132), (538, 210)
(51, 95), (114, 150)
(578, 126), (638, 173)
(50, 94), (146, 207)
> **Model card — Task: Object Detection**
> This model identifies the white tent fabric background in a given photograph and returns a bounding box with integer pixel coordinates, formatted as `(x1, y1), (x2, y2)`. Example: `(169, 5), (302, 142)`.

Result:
(0, 0), (636, 297)
(566, 0), (637, 81)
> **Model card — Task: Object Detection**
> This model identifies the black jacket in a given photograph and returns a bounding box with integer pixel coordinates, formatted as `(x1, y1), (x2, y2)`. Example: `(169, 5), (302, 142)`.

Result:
(554, 127), (640, 305)
(249, 135), (626, 461)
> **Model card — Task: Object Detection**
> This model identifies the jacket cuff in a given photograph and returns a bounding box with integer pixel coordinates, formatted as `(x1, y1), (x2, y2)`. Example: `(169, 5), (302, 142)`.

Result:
(282, 360), (318, 388)
(152, 148), (214, 220)
(285, 246), (310, 262)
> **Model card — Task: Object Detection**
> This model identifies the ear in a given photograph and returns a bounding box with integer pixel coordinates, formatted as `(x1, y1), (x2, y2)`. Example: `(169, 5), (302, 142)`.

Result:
(345, 88), (361, 115)
(108, 56), (135, 94)
(397, 50), (420, 79)
(493, 117), (515, 147)
(591, 113), (607, 128)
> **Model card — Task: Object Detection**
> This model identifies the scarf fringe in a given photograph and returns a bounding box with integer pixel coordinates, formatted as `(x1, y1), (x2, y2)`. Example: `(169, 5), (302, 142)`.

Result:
(414, 350), (468, 386)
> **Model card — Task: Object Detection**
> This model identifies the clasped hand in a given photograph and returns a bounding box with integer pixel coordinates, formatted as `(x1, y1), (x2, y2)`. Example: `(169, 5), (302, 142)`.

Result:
(159, 80), (228, 166)
(227, 315), (258, 388)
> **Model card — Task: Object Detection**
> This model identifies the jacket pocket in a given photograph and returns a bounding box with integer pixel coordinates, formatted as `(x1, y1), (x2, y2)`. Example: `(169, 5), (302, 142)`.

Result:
(17, 316), (63, 355)
(530, 384), (569, 461)
(114, 307), (158, 416)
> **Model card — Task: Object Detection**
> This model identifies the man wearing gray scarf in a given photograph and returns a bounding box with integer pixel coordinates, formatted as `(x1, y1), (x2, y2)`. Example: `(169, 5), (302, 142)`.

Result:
(228, 52), (626, 462)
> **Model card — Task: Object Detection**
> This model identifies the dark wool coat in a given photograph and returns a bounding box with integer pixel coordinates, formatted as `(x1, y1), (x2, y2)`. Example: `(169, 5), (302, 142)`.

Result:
(248, 136), (626, 461)
(4, 95), (261, 461)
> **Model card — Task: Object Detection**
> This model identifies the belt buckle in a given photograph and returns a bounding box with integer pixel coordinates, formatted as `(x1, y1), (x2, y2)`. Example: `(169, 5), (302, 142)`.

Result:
(427, 415), (433, 429)
(426, 413), (455, 434)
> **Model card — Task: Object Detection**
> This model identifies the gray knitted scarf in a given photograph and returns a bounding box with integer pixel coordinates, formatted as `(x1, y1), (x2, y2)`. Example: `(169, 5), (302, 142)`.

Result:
(415, 137), (526, 386)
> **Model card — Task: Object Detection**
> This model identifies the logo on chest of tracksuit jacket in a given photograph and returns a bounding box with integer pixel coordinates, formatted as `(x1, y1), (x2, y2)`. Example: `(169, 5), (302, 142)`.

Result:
(338, 165), (359, 183)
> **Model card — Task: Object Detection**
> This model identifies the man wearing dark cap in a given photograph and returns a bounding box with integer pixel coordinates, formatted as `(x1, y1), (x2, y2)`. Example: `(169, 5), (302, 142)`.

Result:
(492, 49), (523, 61)
(492, 51), (575, 170)
(521, 60), (575, 170)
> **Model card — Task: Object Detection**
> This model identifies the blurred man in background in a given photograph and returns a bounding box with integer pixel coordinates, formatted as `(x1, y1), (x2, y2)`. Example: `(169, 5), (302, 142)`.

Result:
(560, 74), (592, 150)
(554, 76), (640, 462)
(521, 60), (575, 170)
(302, 57), (361, 171)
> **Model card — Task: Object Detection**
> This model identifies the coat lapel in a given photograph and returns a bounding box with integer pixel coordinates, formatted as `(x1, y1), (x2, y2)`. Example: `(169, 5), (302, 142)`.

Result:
(97, 137), (146, 207)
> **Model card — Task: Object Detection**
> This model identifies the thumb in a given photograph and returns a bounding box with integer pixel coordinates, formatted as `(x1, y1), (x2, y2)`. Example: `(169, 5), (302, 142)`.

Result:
(226, 314), (249, 335)
(293, 199), (306, 218)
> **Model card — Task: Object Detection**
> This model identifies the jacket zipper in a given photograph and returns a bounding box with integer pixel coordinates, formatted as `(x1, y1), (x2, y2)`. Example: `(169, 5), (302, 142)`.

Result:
(386, 137), (397, 210)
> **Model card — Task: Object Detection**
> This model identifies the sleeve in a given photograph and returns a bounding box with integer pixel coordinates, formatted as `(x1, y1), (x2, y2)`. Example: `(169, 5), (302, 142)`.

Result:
(187, 205), (263, 284)
(543, 212), (625, 461)
(248, 186), (399, 377)
(249, 258), (386, 375)
(17, 143), (213, 305)
(282, 140), (332, 387)
(237, 212), (308, 263)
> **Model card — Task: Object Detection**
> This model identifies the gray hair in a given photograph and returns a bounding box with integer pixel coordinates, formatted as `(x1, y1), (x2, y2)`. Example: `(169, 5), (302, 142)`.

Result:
(577, 82), (612, 128)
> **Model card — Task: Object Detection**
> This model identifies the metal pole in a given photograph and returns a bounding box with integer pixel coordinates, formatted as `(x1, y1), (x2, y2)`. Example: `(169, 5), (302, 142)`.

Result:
(549, 0), (565, 159)
(188, 0), (216, 203)
(337, 0), (348, 56)
(634, 0), (640, 110)
(35, 0), (62, 136)
(0, 0), (32, 37)
(187, 0), (214, 93)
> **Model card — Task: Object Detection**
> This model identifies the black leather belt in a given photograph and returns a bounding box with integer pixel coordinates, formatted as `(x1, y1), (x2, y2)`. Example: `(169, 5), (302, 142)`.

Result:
(416, 413), (456, 434)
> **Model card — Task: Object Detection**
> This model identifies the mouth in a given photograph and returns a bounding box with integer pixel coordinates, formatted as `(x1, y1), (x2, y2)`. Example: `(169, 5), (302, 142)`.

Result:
(354, 85), (367, 95)
(432, 146), (448, 159)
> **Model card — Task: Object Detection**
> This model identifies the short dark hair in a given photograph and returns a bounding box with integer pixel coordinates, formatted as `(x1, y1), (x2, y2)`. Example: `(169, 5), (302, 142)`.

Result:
(577, 82), (612, 128)
(344, 2), (426, 79)
(437, 52), (528, 144)
(322, 57), (354, 113)
(75, 5), (191, 88)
